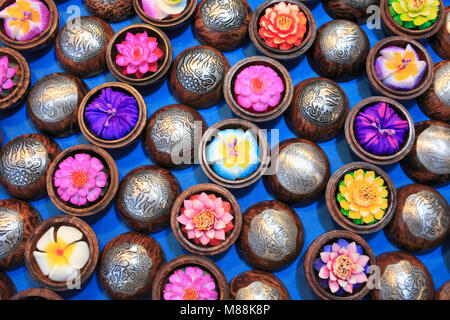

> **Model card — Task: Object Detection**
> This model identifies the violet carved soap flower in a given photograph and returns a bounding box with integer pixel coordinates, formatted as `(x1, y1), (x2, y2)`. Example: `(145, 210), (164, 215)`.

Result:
(54, 153), (108, 206)
(85, 87), (139, 141)
(313, 239), (370, 295)
(234, 65), (284, 113)
(0, 55), (17, 96)
(355, 102), (409, 156)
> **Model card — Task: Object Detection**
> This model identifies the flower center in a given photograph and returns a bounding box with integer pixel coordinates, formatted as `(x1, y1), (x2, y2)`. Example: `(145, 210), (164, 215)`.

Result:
(95, 103), (117, 128)
(396, 58), (412, 72)
(227, 138), (238, 157)
(183, 287), (198, 300)
(192, 209), (216, 231)
(407, 0), (424, 11)
(71, 171), (88, 188)
(133, 47), (142, 59)
(352, 182), (376, 208)
(56, 248), (64, 256)
(370, 121), (396, 136)
(251, 77), (264, 93)
(333, 255), (356, 281)
(276, 15), (293, 31)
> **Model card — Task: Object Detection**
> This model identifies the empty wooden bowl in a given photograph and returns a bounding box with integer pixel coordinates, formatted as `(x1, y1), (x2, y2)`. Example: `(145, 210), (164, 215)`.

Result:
(429, 5), (450, 60)
(24, 215), (100, 292)
(46, 144), (119, 217)
(85, 0), (135, 22)
(435, 281), (450, 300)
(344, 96), (415, 165)
(230, 270), (290, 300)
(321, 0), (380, 24)
(0, 271), (15, 300)
(9, 288), (63, 300)
(303, 230), (375, 300)
(170, 183), (242, 256)
(106, 24), (173, 87)
(224, 56), (294, 123)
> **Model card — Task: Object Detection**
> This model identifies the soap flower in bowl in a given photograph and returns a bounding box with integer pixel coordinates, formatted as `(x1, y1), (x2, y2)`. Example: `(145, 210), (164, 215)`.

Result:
(0, 55), (17, 96)
(389, 0), (440, 30)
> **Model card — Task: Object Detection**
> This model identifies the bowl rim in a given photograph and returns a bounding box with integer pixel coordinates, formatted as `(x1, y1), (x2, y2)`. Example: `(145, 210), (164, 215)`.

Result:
(133, 0), (197, 29)
(9, 288), (63, 300)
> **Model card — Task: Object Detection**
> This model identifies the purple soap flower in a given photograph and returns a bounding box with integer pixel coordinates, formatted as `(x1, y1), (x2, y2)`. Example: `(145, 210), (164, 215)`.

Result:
(85, 87), (139, 141)
(354, 102), (409, 156)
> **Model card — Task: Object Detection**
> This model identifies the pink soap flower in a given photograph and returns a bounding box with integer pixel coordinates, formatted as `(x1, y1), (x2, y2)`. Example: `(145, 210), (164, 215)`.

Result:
(0, 55), (17, 94)
(163, 266), (218, 300)
(115, 31), (163, 79)
(234, 65), (284, 113)
(54, 153), (108, 206)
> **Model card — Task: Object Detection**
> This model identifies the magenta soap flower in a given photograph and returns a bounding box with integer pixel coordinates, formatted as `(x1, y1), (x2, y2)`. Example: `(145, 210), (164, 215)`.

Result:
(115, 31), (163, 79)
(0, 55), (17, 95)
(54, 153), (108, 207)
(313, 239), (370, 295)
(234, 65), (284, 113)
(85, 87), (139, 141)
(355, 102), (409, 156)
(163, 266), (218, 300)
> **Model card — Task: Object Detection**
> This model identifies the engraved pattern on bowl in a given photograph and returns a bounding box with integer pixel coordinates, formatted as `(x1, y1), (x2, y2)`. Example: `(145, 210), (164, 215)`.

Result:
(416, 125), (450, 175)
(200, 0), (246, 32)
(434, 63), (450, 106)
(235, 281), (280, 300)
(0, 207), (24, 260)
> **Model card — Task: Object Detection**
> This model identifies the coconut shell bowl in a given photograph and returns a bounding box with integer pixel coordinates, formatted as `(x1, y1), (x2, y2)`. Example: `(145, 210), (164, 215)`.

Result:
(429, 5), (450, 60)
(10, 288), (63, 300)
(321, 0), (380, 24)
(229, 270), (290, 300)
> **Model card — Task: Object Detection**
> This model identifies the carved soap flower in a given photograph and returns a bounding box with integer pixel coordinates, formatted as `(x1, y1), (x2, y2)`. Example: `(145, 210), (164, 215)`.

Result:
(355, 102), (409, 156)
(0, 0), (50, 41)
(337, 170), (389, 225)
(115, 31), (164, 79)
(207, 129), (260, 180)
(33, 226), (90, 282)
(313, 239), (369, 295)
(234, 65), (284, 113)
(375, 44), (427, 91)
(85, 87), (139, 140)
(177, 192), (234, 246)
(0, 55), (17, 96)
(389, 0), (440, 29)
(142, 0), (187, 20)
(54, 153), (108, 207)
(258, 1), (308, 51)
(163, 266), (218, 300)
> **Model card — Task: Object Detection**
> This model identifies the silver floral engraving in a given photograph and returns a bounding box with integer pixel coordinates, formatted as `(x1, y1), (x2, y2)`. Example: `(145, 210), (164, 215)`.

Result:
(101, 242), (152, 295)
(380, 260), (432, 300)
(120, 170), (173, 223)
(402, 190), (449, 241)
(342, 0), (378, 9)
(0, 207), (24, 260)
(29, 74), (79, 123)
(176, 47), (225, 95)
(247, 209), (297, 261)
(235, 281), (280, 300)
(200, 0), (246, 32)
(416, 125), (450, 175)
(0, 137), (49, 187)
(434, 63), (450, 106)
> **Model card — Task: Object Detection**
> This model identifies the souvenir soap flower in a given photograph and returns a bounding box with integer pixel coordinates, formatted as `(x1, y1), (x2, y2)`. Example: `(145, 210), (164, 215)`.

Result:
(258, 1), (308, 51)
(0, 0), (50, 41)
(163, 266), (218, 300)
(177, 192), (234, 246)
(355, 102), (409, 156)
(207, 129), (260, 180)
(375, 44), (427, 91)
(115, 31), (164, 79)
(54, 153), (108, 206)
(0, 55), (17, 96)
(142, 0), (187, 20)
(337, 170), (389, 225)
(33, 226), (90, 282)
(85, 87), (139, 140)
(389, 0), (440, 29)
(313, 239), (369, 295)
(234, 65), (284, 113)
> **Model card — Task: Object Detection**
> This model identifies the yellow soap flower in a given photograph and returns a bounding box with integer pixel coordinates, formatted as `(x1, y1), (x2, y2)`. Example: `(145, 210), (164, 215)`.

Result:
(389, 0), (440, 30)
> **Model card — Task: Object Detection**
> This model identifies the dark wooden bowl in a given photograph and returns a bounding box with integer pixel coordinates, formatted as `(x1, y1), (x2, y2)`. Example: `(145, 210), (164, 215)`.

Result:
(193, 0), (252, 52)
(78, 82), (147, 149)
(106, 24), (173, 87)
(248, 0), (316, 61)
(85, 0), (135, 23)
(0, 0), (59, 52)
(344, 96), (415, 165)
(384, 184), (449, 252)
(27, 73), (89, 137)
(435, 281), (450, 300)
(46, 144), (119, 217)
(55, 16), (114, 78)
(429, 6), (450, 60)
(303, 230), (375, 300)
(117, 165), (181, 233)
(0, 199), (42, 270)
(400, 120), (449, 186)
(0, 271), (15, 299)
(416, 61), (450, 123)
(170, 183), (242, 256)
(169, 45), (230, 109)
(199, 118), (270, 189)
(9, 288), (63, 300)
(0, 133), (61, 200)
(366, 36), (434, 100)
(285, 77), (349, 142)
(133, 0), (197, 30)
(371, 251), (434, 300)
(263, 138), (330, 204)
(321, 0), (380, 24)
(151, 254), (229, 300)
(325, 161), (397, 234)
(143, 104), (207, 170)
(98, 231), (165, 300)
(24, 215), (100, 292)
(237, 200), (304, 271)
(229, 270), (290, 300)
(224, 56), (294, 123)
(0, 47), (30, 111)
(380, 0), (445, 40)
(307, 19), (369, 81)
